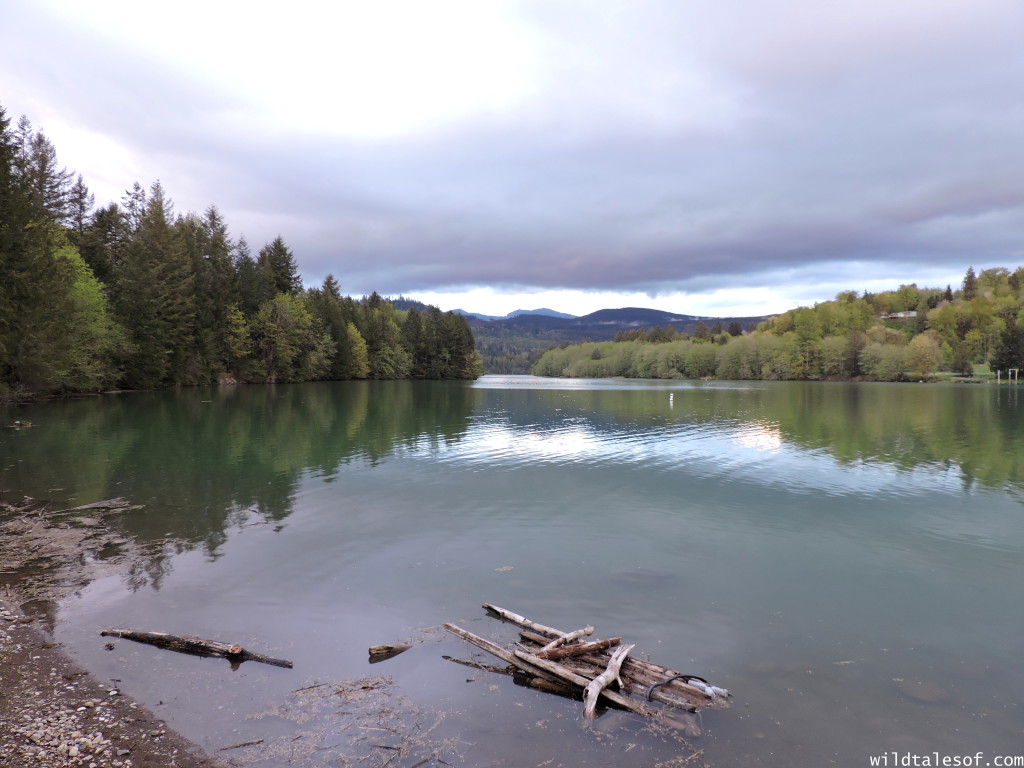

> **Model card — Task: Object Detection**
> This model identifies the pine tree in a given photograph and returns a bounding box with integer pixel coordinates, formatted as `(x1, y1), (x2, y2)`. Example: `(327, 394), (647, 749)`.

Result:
(402, 308), (427, 377)
(0, 106), (45, 389)
(113, 181), (195, 387)
(178, 205), (240, 380)
(0, 106), (88, 394)
(359, 294), (411, 379)
(78, 202), (125, 286)
(23, 131), (73, 223)
(258, 236), (301, 299)
(121, 182), (146, 234)
(962, 266), (978, 300)
(66, 174), (94, 242)
(233, 236), (263, 316)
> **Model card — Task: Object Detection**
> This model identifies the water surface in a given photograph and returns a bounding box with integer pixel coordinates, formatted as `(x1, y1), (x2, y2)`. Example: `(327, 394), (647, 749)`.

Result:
(3, 377), (1023, 767)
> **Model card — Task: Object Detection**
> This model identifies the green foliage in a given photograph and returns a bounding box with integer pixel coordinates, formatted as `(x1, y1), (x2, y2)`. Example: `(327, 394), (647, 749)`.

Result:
(258, 236), (301, 299)
(0, 101), (480, 397)
(251, 294), (334, 382)
(345, 322), (370, 379)
(962, 266), (978, 300)
(905, 333), (942, 377)
(534, 270), (1024, 383)
(2, 231), (124, 394)
(859, 344), (906, 381)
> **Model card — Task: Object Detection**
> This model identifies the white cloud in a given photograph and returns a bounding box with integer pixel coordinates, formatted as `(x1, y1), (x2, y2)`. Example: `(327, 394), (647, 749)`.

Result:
(3, 0), (1023, 315)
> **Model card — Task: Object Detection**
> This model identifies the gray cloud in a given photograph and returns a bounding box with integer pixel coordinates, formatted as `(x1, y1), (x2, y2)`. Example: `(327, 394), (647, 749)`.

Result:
(3, 1), (1023, 302)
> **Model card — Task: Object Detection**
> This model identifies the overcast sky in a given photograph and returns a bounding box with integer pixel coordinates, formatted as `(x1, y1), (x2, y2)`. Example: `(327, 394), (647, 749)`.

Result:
(3, 0), (1023, 317)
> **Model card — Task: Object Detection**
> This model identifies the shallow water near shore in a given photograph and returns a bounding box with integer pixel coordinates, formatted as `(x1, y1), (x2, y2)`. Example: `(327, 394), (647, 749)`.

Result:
(3, 377), (1024, 766)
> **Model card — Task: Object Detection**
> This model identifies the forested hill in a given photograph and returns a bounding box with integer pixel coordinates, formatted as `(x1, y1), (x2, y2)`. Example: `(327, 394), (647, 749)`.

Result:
(532, 272), (1024, 382)
(0, 104), (482, 400)
(472, 307), (767, 374)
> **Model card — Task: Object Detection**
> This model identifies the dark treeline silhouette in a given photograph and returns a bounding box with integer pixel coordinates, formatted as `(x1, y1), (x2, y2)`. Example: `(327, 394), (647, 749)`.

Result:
(0, 104), (481, 400)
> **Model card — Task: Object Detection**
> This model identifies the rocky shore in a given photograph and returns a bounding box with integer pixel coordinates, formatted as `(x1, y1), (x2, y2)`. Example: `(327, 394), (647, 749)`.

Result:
(0, 497), (228, 768)
(0, 594), (227, 768)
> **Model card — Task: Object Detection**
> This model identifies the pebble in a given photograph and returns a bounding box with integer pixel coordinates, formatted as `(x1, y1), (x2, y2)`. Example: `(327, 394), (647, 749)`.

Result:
(0, 604), (131, 768)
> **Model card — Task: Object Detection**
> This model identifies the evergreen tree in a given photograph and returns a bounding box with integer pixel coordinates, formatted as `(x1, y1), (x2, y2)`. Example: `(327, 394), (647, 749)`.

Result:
(234, 236), (263, 316)
(401, 308), (428, 377)
(0, 107), (81, 395)
(121, 182), (146, 234)
(307, 274), (369, 379)
(258, 236), (301, 298)
(178, 205), (240, 380)
(21, 130), (73, 223)
(962, 267), (978, 300)
(112, 181), (196, 387)
(66, 174), (94, 242)
(78, 202), (125, 286)
(359, 293), (411, 379)
(1, 102), (481, 394)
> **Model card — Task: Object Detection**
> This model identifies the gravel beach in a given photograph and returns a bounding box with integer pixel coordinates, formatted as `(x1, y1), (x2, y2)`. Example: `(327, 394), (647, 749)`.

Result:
(0, 593), (229, 768)
(0, 498), (229, 768)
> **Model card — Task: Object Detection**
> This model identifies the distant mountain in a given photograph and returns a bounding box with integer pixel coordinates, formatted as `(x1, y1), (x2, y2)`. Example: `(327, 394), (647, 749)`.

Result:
(505, 308), (577, 320)
(575, 307), (705, 327)
(452, 309), (504, 321)
(454, 307), (578, 321)
(474, 306), (769, 374)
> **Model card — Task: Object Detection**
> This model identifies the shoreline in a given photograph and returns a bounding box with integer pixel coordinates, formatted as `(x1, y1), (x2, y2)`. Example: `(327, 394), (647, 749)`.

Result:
(0, 591), (228, 768)
(0, 498), (229, 768)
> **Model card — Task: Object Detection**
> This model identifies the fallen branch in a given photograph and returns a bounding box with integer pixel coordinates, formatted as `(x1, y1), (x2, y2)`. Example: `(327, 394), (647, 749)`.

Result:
(443, 623), (565, 688)
(100, 629), (293, 669)
(442, 655), (511, 675)
(532, 636), (621, 660)
(538, 625), (594, 654)
(584, 643), (634, 718)
(520, 630), (700, 711)
(510, 650), (655, 719)
(482, 604), (564, 638)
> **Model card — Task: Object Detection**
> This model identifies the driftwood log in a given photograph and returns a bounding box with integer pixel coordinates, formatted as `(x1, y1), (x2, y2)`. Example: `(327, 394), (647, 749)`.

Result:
(456, 605), (730, 711)
(368, 644), (412, 664)
(538, 625), (594, 654)
(100, 629), (293, 669)
(519, 629), (710, 710)
(444, 621), (657, 718)
(483, 603), (566, 637)
(583, 643), (634, 718)
(535, 637), (621, 660)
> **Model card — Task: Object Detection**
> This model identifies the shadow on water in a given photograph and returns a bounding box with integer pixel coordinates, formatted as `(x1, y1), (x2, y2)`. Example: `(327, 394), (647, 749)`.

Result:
(1, 381), (476, 569)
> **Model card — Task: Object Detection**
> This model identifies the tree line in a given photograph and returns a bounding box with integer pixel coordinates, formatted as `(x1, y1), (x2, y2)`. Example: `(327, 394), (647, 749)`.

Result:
(534, 267), (1024, 381)
(0, 104), (481, 400)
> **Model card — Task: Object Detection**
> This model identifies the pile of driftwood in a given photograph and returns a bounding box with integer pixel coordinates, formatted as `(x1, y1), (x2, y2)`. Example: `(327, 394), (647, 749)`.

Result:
(444, 604), (730, 736)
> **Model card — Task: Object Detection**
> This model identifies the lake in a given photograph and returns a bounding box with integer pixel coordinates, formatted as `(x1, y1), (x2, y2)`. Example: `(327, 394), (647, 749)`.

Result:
(3, 376), (1023, 767)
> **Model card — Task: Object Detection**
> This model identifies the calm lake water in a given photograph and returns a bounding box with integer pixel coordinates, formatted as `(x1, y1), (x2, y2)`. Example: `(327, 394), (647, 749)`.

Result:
(3, 376), (1024, 767)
